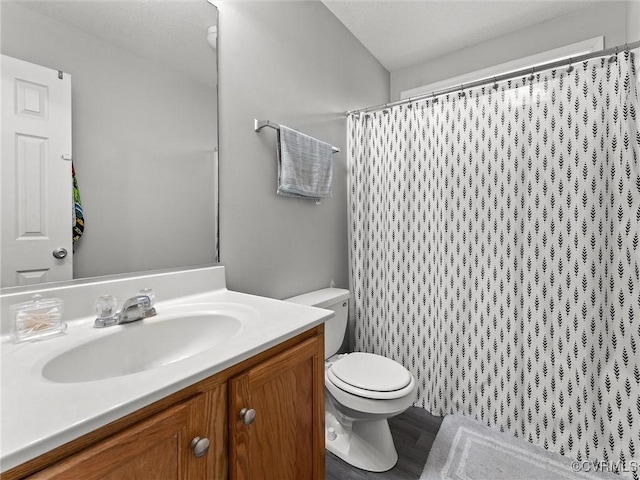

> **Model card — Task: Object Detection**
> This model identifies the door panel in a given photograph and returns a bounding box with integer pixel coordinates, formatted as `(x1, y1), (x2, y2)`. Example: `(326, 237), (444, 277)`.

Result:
(28, 395), (206, 479)
(1, 55), (72, 287)
(229, 335), (325, 480)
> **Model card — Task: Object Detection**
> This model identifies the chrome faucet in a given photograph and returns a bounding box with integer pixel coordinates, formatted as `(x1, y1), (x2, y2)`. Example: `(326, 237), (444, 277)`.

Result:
(94, 289), (157, 328)
(119, 295), (156, 323)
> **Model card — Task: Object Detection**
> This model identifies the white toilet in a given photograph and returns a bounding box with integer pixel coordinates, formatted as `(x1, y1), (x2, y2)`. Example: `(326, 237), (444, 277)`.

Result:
(287, 288), (417, 472)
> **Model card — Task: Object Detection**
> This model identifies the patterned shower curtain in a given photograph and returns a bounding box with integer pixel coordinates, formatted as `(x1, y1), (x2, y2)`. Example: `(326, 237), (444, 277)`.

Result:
(348, 52), (640, 472)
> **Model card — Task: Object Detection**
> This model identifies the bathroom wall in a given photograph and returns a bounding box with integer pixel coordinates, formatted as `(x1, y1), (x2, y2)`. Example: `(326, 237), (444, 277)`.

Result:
(1, 2), (218, 279)
(391, 1), (634, 99)
(217, 2), (389, 298)
(628, 1), (640, 42)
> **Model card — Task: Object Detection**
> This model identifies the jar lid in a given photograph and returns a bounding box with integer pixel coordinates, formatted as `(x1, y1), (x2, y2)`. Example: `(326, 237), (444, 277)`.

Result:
(11, 294), (63, 313)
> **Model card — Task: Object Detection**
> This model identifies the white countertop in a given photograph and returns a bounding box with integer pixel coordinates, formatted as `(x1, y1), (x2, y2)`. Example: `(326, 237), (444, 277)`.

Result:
(0, 286), (332, 472)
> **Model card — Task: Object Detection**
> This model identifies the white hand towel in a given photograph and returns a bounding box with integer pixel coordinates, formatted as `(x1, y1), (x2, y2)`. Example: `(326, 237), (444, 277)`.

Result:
(277, 125), (333, 201)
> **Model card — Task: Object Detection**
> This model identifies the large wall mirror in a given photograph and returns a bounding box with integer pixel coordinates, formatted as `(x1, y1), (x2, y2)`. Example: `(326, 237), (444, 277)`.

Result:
(0, 0), (218, 288)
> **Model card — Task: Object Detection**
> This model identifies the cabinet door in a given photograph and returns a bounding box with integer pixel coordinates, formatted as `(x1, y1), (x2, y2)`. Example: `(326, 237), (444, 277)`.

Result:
(229, 335), (325, 480)
(29, 394), (210, 480)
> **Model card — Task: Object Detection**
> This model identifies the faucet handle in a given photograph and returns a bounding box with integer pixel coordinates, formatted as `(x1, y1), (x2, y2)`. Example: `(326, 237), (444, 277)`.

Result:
(137, 288), (156, 308)
(95, 295), (119, 328)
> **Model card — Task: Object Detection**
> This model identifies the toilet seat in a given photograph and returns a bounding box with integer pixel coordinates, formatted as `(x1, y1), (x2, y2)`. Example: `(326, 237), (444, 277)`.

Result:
(327, 353), (415, 400)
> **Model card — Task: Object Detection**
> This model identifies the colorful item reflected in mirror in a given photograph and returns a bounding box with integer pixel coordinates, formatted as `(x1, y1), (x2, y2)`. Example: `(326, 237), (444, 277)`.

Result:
(72, 162), (84, 247)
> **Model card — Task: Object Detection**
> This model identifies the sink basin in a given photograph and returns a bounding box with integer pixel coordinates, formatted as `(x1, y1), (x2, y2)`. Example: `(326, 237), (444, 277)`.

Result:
(42, 313), (243, 383)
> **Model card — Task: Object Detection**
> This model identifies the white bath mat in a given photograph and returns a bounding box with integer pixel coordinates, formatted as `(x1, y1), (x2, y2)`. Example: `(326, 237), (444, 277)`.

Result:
(421, 414), (622, 480)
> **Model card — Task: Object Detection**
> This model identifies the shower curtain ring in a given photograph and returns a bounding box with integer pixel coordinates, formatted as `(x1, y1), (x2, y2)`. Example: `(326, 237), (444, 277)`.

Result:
(566, 58), (574, 74)
(459, 84), (466, 97)
(609, 47), (619, 63)
(528, 67), (535, 81)
(493, 77), (498, 90)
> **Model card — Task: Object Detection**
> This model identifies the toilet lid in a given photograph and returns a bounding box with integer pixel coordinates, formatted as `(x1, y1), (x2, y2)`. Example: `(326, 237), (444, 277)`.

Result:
(330, 352), (412, 392)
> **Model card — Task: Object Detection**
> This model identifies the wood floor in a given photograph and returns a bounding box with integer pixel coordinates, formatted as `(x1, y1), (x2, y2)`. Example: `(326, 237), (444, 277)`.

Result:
(325, 407), (444, 480)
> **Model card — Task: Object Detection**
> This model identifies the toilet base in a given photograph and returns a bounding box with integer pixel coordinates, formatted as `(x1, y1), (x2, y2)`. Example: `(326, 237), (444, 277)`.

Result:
(325, 411), (398, 472)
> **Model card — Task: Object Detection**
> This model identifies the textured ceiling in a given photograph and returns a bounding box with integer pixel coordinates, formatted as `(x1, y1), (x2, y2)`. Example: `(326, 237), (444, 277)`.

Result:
(14, 0), (217, 86)
(322, 1), (602, 72)
(16, 1), (603, 82)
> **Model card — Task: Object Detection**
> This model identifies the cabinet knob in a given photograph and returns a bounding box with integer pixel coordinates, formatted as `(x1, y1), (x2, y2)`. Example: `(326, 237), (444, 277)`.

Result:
(239, 407), (256, 425)
(190, 436), (210, 458)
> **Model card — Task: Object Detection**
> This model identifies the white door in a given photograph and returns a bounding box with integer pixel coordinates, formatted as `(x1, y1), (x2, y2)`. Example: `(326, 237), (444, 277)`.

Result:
(1, 55), (73, 287)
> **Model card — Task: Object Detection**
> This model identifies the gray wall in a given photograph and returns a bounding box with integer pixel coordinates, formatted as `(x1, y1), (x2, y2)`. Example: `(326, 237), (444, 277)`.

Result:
(217, 1), (389, 298)
(391, 1), (635, 100)
(629, 1), (640, 42)
(1, 2), (218, 280)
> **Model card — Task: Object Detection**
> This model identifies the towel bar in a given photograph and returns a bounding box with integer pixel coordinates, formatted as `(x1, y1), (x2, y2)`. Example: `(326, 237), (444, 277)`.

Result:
(254, 119), (340, 153)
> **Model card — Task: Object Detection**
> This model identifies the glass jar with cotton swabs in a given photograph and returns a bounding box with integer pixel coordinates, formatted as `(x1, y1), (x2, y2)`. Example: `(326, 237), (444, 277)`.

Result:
(10, 294), (66, 343)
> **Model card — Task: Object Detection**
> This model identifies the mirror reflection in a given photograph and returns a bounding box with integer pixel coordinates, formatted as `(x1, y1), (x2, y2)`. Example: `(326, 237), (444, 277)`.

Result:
(1, 0), (219, 288)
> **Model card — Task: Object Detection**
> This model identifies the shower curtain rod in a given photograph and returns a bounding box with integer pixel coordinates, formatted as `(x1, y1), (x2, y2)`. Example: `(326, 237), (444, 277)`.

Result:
(346, 39), (640, 116)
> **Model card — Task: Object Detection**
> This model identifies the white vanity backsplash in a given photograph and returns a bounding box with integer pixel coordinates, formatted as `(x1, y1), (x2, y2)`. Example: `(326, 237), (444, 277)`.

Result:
(0, 265), (226, 340)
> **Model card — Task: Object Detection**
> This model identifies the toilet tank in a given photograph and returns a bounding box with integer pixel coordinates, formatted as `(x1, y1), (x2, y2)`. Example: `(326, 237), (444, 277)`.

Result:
(286, 288), (350, 359)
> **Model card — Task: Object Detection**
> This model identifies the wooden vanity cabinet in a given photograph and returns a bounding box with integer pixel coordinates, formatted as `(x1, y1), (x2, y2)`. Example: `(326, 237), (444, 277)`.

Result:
(7, 326), (324, 480)
(28, 394), (213, 480)
(229, 335), (324, 480)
